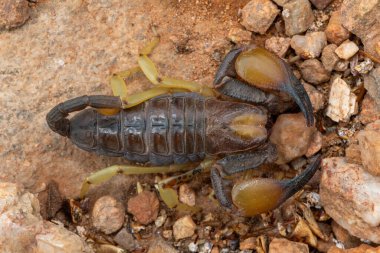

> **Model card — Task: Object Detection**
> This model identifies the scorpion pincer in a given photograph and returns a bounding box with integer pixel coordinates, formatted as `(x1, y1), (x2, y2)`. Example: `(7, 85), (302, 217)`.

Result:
(46, 37), (320, 216)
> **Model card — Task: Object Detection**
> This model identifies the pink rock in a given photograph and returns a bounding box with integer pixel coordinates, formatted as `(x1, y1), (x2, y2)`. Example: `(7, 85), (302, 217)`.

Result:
(359, 94), (380, 125)
(269, 113), (317, 164)
(358, 120), (380, 176)
(291, 32), (327, 59)
(269, 238), (309, 253)
(320, 158), (380, 243)
(127, 191), (159, 225)
(265, 37), (291, 57)
(282, 0), (314, 36)
(92, 196), (125, 234)
(325, 11), (350, 45)
(240, 0), (280, 34)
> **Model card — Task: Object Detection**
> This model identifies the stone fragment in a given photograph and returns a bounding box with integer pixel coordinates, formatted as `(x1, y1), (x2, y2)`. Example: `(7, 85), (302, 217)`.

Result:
(326, 77), (358, 122)
(334, 60), (349, 72)
(325, 11), (350, 45)
(265, 37), (291, 57)
(0, 182), (92, 253)
(0, 0), (30, 30)
(340, 0), (380, 57)
(127, 191), (159, 225)
(240, 0), (280, 34)
(269, 238), (309, 253)
(227, 27), (251, 44)
(364, 68), (380, 109)
(327, 244), (380, 253)
(331, 221), (361, 249)
(36, 223), (93, 253)
(282, 0), (314, 36)
(320, 158), (380, 243)
(309, 0), (333, 10)
(321, 44), (339, 72)
(345, 143), (362, 165)
(291, 32), (327, 59)
(92, 196), (125, 234)
(147, 239), (178, 253)
(269, 113), (317, 164)
(359, 94), (380, 125)
(334, 41), (359, 60)
(358, 120), (380, 176)
(303, 82), (325, 112)
(173, 215), (196, 240)
(300, 59), (330, 85)
(272, 0), (291, 6)
(38, 180), (63, 220)
(179, 184), (196, 206)
(114, 228), (139, 252)
(239, 237), (256, 250)
(305, 131), (323, 157)
(353, 58), (374, 75)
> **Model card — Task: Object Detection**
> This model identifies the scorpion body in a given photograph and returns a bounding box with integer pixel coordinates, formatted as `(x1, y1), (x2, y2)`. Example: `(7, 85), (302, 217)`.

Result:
(51, 93), (267, 166)
(47, 38), (321, 216)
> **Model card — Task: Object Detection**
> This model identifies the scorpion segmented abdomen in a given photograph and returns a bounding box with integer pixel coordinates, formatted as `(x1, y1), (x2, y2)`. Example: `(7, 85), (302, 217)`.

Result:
(122, 93), (206, 165)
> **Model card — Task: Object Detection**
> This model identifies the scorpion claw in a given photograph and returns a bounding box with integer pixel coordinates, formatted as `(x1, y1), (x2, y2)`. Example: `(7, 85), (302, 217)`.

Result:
(231, 155), (321, 216)
(280, 65), (314, 127)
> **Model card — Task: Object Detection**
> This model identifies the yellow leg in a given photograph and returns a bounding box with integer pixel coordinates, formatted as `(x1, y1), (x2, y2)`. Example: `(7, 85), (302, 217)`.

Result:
(101, 35), (217, 116)
(79, 163), (190, 198)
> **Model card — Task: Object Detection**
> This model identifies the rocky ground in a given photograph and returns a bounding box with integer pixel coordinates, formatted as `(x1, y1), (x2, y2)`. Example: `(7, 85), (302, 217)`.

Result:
(0, 0), (379, 252)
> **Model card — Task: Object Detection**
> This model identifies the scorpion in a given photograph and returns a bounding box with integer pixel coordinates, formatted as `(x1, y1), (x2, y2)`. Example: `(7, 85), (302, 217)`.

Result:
(46, 36), (320, 216)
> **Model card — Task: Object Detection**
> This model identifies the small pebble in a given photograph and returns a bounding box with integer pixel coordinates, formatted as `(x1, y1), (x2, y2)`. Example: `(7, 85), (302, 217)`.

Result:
(0, 0), (30, 30)
(359, 94), (380, 125)
(326, 77), (358, 122)
(188, 242), (198, 252)
(113, 228), (139, 251)
(282, 0), (314, 36)
(163, 230), (173, 240)
(300, 59), (330, 85)
(239, 237), (256, 250)
(265, 37), (291, 57)
(92, 196), (125, 234)
(269, 113), (317, 164)
(303, 82), (325, 111)
(364, 68), (380, 109)
(147, 239), (178, 253)
(358, 121), (380, 176)
(269, 238), (309, 253)
(240, 0), (280, 34)
(290, 32), (327, 59)
(335, 41), (359, 60)
(173, 215), (197, 240)
(155, 210), (167, 228)
(305, 131), (323, 157)
(227, 27), (252, 44)
(179, 184), (196, 206)
(321, 44), (339, 72)
(127, 191), (159, 225)
(325, 11), (350, 45)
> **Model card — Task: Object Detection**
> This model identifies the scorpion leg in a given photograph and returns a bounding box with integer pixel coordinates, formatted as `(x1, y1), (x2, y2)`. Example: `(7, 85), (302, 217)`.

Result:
(79, 163), (191, 198)
(137, 37), (216, 97)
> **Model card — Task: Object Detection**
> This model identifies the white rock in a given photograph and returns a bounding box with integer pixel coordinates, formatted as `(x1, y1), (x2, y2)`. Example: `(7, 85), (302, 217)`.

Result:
(173, 215), (196, 240)
(334, 40), (359, 60)
(320, 158), (380, 243)
(326, 77), (358, 122)
(0, 182), (93, 253)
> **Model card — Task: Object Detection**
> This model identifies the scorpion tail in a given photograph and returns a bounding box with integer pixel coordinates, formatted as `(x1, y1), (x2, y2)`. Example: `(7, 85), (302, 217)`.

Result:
(46, 95), (122, 137)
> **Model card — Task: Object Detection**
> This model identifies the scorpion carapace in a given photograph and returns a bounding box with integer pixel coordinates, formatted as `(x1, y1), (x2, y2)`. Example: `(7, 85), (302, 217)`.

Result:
(46, 36), (320, 216)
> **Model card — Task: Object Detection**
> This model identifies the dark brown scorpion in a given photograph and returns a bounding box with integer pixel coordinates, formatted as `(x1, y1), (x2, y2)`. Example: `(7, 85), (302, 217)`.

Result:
(46, 37), (320, 216)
